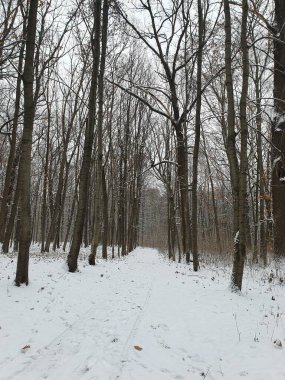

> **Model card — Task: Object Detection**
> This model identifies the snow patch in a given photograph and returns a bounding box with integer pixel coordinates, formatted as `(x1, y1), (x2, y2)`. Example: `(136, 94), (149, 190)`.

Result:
(273, 156), (281, 169)
(274, 112), (285, 129)
(234, 230), (239, 244)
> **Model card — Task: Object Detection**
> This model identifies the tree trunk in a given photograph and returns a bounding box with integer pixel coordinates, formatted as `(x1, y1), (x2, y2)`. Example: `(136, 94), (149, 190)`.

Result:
(2, 172), (20, 254)
(175, 128), (192, 265)
(89, 0), (109, 264)
(224, 0), (240, 238)
(101, 167), (108, 259)
(231, 0), (249, 290)
(255, 69), (267, 265)
(191, 0), (203, 271)
(0, 25), (25, 243)
(67, 0), (102, 272)
(41, 102), (51, 252)
(272, 0), (285, 260)
(63, 174), (80, 252)
(45, 151), (65, 251)
(15, 0), (39, 286)
(202, 132), (222, 254)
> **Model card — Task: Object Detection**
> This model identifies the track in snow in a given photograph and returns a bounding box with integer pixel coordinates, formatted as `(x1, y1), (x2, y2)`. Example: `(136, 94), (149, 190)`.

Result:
(2, 249), (159, 380)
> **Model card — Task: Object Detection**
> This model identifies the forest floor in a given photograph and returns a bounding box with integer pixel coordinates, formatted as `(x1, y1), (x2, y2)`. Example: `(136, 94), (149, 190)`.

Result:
(0, 247), (285, 380)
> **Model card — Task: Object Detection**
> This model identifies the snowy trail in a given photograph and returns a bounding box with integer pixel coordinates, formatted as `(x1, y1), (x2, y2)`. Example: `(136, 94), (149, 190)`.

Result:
(0, 249), (159, 380)
(1, 247), (285, 380)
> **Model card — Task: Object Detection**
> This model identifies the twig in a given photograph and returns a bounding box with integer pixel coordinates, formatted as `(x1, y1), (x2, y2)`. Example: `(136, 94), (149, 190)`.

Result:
(233, 312), (241, 342)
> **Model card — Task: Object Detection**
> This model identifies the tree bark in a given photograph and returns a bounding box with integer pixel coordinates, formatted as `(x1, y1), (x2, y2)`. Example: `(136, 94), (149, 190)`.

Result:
(272, 0), (285, 260)
(15, 0), (39, 286)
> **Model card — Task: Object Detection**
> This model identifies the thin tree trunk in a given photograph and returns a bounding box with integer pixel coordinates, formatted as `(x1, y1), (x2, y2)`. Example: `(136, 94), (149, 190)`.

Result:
(0, 26), (25, 242)
(2, 173), (20, 254)
(45, 151), (66, 252)
(89, 0), (109, 264)
(191, 0), (203, 271)
(202, 132), (222, 253)
(101, 167), (108, 259)
(231, 0), (249, 290)
(255, 72), (267, 265)
(224, 0), (240, 237)
(41, 96), (51, 252)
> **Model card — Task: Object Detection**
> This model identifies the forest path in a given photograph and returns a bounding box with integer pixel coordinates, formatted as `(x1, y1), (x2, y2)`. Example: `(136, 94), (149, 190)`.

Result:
(1, 248), (285, 380)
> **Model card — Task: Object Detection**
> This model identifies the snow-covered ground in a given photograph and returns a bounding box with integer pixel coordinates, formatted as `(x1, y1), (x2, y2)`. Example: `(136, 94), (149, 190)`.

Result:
(0, 247), (285, 380)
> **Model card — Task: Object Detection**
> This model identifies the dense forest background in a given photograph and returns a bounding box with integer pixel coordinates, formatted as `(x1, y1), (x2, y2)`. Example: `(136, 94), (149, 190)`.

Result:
(0, 0), (284, 290)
